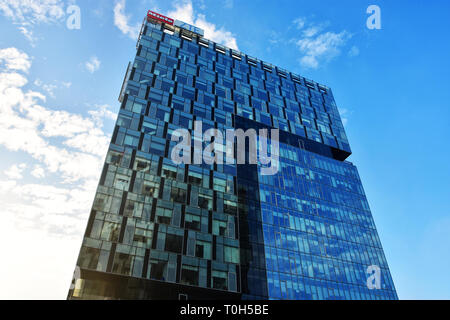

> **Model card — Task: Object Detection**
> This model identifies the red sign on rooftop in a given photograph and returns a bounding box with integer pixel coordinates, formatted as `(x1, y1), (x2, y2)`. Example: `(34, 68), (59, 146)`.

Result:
(147, 10), (174, 25)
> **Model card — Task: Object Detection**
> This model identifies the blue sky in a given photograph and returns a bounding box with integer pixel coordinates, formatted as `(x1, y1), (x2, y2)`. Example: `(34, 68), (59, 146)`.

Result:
(0, 0), (449, 300)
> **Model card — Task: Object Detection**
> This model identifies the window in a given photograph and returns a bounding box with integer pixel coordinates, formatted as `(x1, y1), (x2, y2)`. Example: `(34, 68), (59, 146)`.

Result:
(134, 158), (151, 172)
(90, 219), (103, 239)
(213, 175), (227, 192)
(195, 78), (208, 91)
(114, 174), (130, 190)
(188, 170), (203, 186)
(215, 85), (226, 98)
(93, 193), (111, 212)
(142, 120), (158, 135)
(100, 222), (120, 242)
(112, 253), (133, 276)
(213, 220), (227, 237)
(233, 91), (245, 105)
(137, 180), (159, 198)
(181, 265), (199, 286)
(133, 228), (153, 248)
(224, 246), (240, 264)
(212, 270), (227, 290)
(78, 247), (100, 270)
(198, 193), (213, 210)
(124, 200), (141, 217)
(215, 64), (228, 75)
(202, 92), (215, 107)
(196, 240), (212, 260)
(199, 69), (215, 82)
(185, 213), (201, 231)
(165, 233), (183, 253)
(227, 216), (236, 238)
(228, 272), (237, 292)
(156, 207), (172, 225)
(181, 86), (195, 100)
(162, 164), (177, 179)
(171, 186), (187, 203)
(256, 88), (268, 100)
(175, 73), (189, 85)
(117, 114), (132, 128)
(106, 151), (124, 166)
(149, 138), (166, 156)
(149, 260), (167, 280)
(224, 200), (237, 215)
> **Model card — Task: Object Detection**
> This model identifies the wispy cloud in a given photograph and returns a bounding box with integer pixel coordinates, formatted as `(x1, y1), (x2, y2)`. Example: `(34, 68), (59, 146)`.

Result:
(166, 0), (238, 50)
(34, 79), (72, 98)
(0, 0), (65, 24)
(338, 107), (351, 126)
(293, 17), (351, 69)
(85, 56), (101, 73)
(4, 163), (27, 180)
(31, 165), (45, 178)
(348, 45), (360, 57)
(293, 17), (306, 30)
(112, 0), (238, 49)
(0, 47), (115, 240)
(223, 0), (234, 9)
(113, 0), (141, 40)
(0, 0), (66, 44)
(18, 26), (38, 46)
(0, 47), (32, 72)
(34, 79), (57, 97)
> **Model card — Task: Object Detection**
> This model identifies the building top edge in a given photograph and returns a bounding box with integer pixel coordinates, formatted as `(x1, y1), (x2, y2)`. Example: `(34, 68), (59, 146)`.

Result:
(144, 13), (332, 93)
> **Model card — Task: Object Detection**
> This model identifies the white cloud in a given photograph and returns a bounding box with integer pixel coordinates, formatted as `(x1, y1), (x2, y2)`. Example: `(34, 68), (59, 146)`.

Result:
(0, 47), (32, 72)
(34, 79), (57, 97)
(0, 48), (115, 299)
(292, 17), (351, 69)
(34, 79), (72, 98)
(0, 0), (65, 24)
(0, 17), (118, 297)
(113, 0), (141, 40)
(4, 163), (27, 180)
(198, 0), (206, 10)
(31, 165), (45, 178)
(0, 213), (80, 299)
(88, 104), (117, 124)
(0, 0), (66, 43)
(112, 0), (238, 49)
(166, 0), (238, 50)
(302, 26), (322, 38)
(18, 26), (38, 46)
(293, 17), (306, 30)
(348, 45), (360, 57)
(338, 107), (351, 126)
(0, 47), (113, 231)
(296, 31), (351, 69)
(0, 180), (94, 235)
(223, 0), (234, 9)
(85, 56), (101, 73)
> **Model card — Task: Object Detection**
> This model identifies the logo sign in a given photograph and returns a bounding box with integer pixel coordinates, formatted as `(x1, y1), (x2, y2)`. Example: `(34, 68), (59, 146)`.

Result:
(174, 20), (205, 37)
(147, 10), (174, 25)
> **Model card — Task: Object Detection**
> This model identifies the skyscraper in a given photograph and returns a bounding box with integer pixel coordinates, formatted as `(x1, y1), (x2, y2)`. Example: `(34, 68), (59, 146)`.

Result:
(68, 11), (397, 300)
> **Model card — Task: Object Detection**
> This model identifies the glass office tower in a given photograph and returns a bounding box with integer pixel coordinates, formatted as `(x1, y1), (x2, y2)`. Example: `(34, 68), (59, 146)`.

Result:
(68, 12), (398, 300)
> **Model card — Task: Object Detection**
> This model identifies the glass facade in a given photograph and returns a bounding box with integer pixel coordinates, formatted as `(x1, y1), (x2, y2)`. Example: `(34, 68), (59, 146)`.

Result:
(68, 15), (397, 300)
